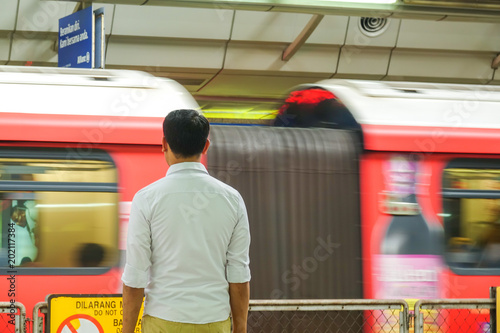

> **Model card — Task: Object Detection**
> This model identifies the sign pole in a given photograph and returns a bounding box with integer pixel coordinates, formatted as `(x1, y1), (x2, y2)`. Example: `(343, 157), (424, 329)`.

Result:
(94, 7), (105, 69)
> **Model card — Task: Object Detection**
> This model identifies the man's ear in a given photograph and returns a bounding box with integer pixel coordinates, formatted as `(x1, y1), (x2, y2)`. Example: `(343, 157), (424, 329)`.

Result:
(162, 137), (167, 152)
(202, 139), (210, 154)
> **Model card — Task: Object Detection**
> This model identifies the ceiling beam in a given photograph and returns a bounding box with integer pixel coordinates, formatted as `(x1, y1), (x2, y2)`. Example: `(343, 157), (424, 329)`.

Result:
(282, 15), (324, 62)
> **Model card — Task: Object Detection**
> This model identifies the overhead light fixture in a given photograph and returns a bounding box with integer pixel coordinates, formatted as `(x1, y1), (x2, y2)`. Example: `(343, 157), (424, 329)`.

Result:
(323, 0), (398, 3)
(404, 0), (500, 9)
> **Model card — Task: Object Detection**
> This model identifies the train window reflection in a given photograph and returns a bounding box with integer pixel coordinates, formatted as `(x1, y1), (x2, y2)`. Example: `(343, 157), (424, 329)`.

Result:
(443, 163), (500, 273)
(0, 150), (118, 272)
(0, 193), (118, 268)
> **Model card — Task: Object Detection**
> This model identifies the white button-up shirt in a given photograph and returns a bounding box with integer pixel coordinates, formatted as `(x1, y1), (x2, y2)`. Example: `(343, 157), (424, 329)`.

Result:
(122, 162), (251, 324)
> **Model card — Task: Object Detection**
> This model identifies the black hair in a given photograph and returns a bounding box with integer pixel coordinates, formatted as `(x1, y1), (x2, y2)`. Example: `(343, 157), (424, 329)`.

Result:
(163, 109), (210, 158)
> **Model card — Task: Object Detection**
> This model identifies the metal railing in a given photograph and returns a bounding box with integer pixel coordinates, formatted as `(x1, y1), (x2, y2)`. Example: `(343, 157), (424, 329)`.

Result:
(414, 299), (495, 333)
(0, 302), (27, 333)
(0, 298), (496, 333)
(32, 302), (47, 333)
(248, 299), (409, 332)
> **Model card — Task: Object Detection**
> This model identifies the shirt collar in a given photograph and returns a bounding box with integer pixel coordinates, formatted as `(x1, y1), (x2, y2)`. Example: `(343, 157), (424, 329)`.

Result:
(166, 162), (208, 176)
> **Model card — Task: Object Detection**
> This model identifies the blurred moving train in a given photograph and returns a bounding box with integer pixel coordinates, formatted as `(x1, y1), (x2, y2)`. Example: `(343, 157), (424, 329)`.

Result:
(1, 66), (500, 329)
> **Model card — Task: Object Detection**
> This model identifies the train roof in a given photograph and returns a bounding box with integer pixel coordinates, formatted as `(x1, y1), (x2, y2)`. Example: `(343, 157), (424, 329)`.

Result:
(0, 66), (199, 117)
(310, 79), (500, 129)
(0, 66), (200, 145)
(287, 80), (500, 154)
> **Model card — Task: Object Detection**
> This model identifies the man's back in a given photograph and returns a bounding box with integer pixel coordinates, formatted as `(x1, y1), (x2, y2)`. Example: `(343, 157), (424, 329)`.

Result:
(123, 162), (250, 323)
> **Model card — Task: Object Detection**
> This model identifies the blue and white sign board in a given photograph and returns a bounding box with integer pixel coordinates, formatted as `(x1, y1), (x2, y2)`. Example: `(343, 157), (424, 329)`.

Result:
(58, 7), (104, 68)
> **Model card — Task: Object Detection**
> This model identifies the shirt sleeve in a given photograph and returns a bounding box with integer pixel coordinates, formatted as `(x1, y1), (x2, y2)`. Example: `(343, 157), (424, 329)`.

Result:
(226, 194), (251, 283)
(121, 191), (152, 288)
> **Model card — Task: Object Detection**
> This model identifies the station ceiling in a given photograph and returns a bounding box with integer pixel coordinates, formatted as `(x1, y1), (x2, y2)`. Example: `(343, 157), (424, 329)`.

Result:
(2, 0), (500, 117)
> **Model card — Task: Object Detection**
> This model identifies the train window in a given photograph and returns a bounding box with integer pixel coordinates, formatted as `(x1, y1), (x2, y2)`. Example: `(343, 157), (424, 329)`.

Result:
(0, 149), (118, 274)
(0, 158), (116, 182)
(443, 159), (500, 275)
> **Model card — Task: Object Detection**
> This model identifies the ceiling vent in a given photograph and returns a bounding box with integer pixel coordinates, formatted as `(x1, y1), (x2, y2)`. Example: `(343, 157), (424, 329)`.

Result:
(358, 17), (389, 37)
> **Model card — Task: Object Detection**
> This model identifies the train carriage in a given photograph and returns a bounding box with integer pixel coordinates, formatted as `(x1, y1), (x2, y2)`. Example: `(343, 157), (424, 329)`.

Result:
(0, 66), (499, 332)
(271, 80), (500, 302)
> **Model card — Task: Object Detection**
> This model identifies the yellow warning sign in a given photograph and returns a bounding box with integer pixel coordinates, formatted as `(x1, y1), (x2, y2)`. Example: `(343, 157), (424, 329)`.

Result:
(48, 294), (143, 333)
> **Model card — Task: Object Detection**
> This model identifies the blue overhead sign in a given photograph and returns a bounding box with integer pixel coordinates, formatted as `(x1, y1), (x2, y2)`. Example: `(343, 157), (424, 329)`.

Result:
(58, 7), (94, 68)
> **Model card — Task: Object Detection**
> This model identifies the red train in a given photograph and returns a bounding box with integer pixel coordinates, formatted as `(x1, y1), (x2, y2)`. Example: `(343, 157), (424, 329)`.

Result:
(0, 67), (498, 331)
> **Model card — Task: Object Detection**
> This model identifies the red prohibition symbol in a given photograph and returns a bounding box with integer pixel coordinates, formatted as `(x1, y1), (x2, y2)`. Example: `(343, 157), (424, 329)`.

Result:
(56, 314), (104, 333)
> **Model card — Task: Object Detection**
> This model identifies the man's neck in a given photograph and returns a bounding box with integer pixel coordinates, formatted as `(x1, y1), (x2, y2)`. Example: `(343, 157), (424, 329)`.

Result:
(168, 155), (201, 166)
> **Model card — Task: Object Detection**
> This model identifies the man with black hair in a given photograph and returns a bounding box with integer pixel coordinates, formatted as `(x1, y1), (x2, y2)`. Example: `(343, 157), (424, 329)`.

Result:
(122, 109), (251, 333)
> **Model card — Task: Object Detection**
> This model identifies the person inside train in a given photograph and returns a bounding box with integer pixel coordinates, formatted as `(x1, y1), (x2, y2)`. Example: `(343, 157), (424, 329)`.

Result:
(11, 201), (38, 265)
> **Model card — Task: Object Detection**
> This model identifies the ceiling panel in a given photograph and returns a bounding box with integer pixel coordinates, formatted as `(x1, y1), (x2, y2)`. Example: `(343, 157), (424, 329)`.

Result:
(106, 37), (227, 70)
(231, 11), (314, 43)
(0, 0), (18, 31)
(231, 11), (348, 45)
(397, 19), (500, 52)
(336, 47), (391, 80)
(224, 42), (339, 75)
(307, 15), (350, 45)
(112, 5), (233, 40)
(10, 36), (58, 65)
(388, 49), (495, 82)
(17, 0), (76, 33)
(0, 33), (11, 65)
